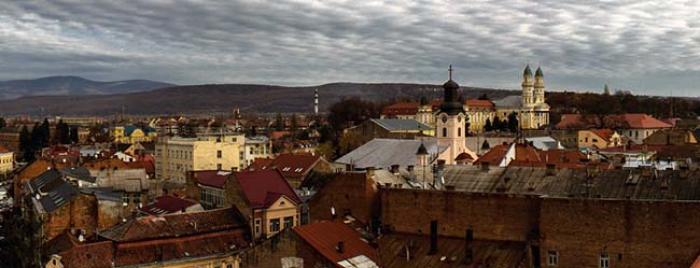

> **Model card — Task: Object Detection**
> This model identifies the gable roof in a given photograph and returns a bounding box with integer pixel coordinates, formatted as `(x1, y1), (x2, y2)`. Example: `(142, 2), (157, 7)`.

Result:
(193, 170), (232, 188)
(588, 128), (616, 142)
(27, 169), (80, 213)
(556, 114), (672, 130)
(234, 169), (300, 209)
(293, 221), (380, 266)
(99, 208), (246, 242)
(335, 139), (446, 169)
(262, 153), (323, 180)
(59, 167), (97, 183)
(139, 195), (199, 215)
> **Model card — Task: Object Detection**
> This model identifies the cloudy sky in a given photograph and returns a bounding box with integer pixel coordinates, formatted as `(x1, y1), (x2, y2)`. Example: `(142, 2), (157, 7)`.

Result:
(1, 0), (699, 96)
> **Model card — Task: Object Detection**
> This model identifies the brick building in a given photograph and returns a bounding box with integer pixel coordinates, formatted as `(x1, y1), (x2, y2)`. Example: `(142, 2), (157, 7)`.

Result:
(379, 165), (700, 268)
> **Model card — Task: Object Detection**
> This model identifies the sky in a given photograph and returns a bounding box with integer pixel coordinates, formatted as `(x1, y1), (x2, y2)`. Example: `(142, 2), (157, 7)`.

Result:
(1, 0), (699, 96)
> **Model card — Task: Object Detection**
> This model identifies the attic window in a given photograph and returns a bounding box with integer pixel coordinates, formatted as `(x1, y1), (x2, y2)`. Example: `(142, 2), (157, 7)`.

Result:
(294, 168), (303, 172)
(283, 167), (291, 172)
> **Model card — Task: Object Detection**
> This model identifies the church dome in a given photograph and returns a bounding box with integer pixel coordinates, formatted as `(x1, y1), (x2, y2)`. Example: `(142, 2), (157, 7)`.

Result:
(535, 66), (543, 77)
(443, 79), (459, 90)
(523, 65), (532, 76)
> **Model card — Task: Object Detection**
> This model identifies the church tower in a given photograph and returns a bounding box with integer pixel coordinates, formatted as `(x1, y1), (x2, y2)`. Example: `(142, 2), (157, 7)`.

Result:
(435, 66), (474, 164)
(521, 65), (534, 107)
(534, 66), (545, 104)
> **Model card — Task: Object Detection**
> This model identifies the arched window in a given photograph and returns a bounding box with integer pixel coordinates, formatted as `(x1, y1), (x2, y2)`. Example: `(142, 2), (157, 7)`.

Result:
(458, 128), (461, 137)
(442, 128), (447, 137)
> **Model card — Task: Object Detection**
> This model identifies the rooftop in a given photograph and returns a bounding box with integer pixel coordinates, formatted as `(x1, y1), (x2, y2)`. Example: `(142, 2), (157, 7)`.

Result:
(234, 169), (300, 209)
(335, 139), (446, 169)
(293, 220), (380, 266)
(369, 119), (432, 132)
(139, 195), (199, 215)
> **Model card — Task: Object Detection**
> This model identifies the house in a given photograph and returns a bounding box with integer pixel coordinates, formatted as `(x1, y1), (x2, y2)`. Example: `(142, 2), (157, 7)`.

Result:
(248, 153), (333, 188)
(109, 125), (158, 144)
(0, 145), (13, 174)
(187, 169), (301, 240)
(474, 142), (593, 169)
(555, 114), (672, 144)
(138, 195), (203, 216)
(293, 220), (380, 268)
(577, 128), (623, 150)
(45, 208), (250, 268)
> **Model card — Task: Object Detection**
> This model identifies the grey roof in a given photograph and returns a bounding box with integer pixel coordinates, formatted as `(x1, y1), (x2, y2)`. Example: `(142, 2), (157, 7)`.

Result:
(443, 165), (700, 201)
(79, 187), (123, 202)
(27, 169), (80, 213)
(493, 95), (522, 109)
(525, 136), (563, 151)
(335, 139), (447, 169)
(60, 167), (97, 183)
(370, 119), (431, 132)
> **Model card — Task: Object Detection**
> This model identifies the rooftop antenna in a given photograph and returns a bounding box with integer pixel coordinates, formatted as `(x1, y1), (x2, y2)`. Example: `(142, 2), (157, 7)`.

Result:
(448, 65), (453, 80)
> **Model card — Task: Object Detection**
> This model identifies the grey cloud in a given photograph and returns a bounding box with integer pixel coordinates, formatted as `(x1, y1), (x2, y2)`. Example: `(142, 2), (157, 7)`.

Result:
(0, 0), (699, 95)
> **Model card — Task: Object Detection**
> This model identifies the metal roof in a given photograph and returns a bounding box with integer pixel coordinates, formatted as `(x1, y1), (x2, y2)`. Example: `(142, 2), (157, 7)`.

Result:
(27, 169), (80, 213)
(492, 95), (522, 109)
(443, 165), (700, 201)
(335, 139), (446, 169)
(370, 119), (431, 132)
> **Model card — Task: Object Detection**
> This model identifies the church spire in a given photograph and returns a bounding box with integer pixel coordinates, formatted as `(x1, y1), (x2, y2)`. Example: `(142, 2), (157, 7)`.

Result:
(439, 65), (465, 115)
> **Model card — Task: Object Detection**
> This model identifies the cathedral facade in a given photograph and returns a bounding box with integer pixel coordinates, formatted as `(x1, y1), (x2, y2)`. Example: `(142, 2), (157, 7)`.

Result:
(381, 65), (550, 132)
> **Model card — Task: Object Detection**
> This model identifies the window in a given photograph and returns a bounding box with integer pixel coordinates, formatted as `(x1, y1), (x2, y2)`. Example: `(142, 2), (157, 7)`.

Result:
(600, 253), (610, 268)
(284, 216), (294, 229)
(270, 218), (281, 233)
(585, 137), (588, 143)
(458, 128), (461, 137)
(442, 128), (447, 137)
(217, 163), (222, 170)
(254, 218), (261, 235)
(635, 131), (638, 138)
(547, 251), (558, 267)
(592, 138), (598, 143)
(217, 150), (222, 158)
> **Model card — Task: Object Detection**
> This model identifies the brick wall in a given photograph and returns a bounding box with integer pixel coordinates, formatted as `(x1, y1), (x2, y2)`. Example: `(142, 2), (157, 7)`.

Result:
(240, 229), (298, 268)
(540, 198), (700, 268)
(308, 172), (378, 225)
(381, 189), (539, 242)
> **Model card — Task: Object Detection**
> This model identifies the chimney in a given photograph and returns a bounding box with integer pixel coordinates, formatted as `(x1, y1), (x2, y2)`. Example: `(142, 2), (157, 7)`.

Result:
(464, 228), (473, 263)
(391, 165), (400, 174)
(429, 220), (438, 255)
(480, 162), (490, 171)
(336, 241), (345, 254)
(545, 163), (556, 176)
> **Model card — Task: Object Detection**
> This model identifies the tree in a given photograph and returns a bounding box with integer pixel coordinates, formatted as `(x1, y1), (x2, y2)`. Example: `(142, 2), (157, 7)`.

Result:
(41, 118), (50, 147)
(492, 116), (502, 131)
(69, 126), (79, 144)
(54, 120), (70, 144)
(276, 113), (284, 131)
(484, 118), (493, 132)
(0, 117), (6, 129)
(19, 125), (31, 152)
(478, 93), (490, 100)
(507, 112), (519, 133)
(338, 131), (364, 157)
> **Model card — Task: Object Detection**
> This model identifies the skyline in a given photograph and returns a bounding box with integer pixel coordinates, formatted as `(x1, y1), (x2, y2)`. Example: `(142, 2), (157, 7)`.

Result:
(1, 1), (699, 96)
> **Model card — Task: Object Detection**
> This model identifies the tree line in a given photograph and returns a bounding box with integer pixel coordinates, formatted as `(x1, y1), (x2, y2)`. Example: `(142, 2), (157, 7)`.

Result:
(18, 119), (79, 162)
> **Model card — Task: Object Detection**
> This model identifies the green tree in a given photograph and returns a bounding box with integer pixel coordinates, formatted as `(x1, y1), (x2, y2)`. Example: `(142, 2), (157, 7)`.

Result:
(507, 112), (519, 133)
(69, 126), (79, 144)
(41, 118), (50, 146)
(0, 117), (6, 129)
(19, 125), (31, 152)
(484, 118), (493, 132)
(492, 116), (502, 131)
(276, 113), (284, 131)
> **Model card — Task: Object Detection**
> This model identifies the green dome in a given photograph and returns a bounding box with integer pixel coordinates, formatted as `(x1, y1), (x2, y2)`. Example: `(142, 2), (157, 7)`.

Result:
(535, 66), (543, 77)
(523, 65), (532, 76)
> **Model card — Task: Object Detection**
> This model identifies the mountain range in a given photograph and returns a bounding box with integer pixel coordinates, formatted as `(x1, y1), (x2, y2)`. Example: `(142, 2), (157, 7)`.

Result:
(0, 76), (174, 100)
(0, 77), (519, 116)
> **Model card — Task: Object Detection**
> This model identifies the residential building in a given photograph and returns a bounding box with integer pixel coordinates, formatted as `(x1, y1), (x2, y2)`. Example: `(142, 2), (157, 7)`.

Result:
(45, 208), (249, 268)
(243, 136), (272, 167)
(110, 125), (158, 144)
(293, 220), (380, 268)
(577, 128), (623, 150)
(0, 145), (13, 174)
(555, 113), (673, 144)
(155, 133), (245, 184)
(247, 153), (333, 188)
(644, 128), (699, 145)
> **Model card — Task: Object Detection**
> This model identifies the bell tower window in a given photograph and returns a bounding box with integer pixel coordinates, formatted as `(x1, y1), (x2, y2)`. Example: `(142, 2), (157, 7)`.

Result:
(458, 128), (461, 137)
(442, 128), (447, 137)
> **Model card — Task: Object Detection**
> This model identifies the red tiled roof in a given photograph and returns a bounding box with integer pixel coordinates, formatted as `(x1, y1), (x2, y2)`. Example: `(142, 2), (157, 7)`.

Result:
(381, 102), (420, 116)
(475, 143), (592, 169)
(234, 169), (300, 209)
(473, 144), (510, 166)
(464, 99), (495, 109)
(612, 114), (673, 129)
(293, 221), (380, 265)
(269, 153), (321, 180)
(0, 145), (10, 154)
(248, 157), (275, 171)
(194, 170), (232, 188)
(555, 114), (600, 129)
(454, 152), (474, 162)
(557, 113), (672, 130)
(100, 208), (246, 242)
(139, 195), (198, 215)
(588, 128), (615, 142)
(114, 229), (248, 267)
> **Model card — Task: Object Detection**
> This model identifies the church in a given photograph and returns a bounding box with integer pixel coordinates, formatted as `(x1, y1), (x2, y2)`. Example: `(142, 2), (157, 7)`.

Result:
(381, 65), (550, 132)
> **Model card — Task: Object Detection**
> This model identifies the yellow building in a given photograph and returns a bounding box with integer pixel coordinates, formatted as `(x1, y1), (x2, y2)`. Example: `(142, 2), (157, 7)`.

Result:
(155, 133), (246, 184)
(381, 65), (551, 132)
(577, 129), (623, 150)
(110, 125), (158, 144)
(0, 145), (13, 174)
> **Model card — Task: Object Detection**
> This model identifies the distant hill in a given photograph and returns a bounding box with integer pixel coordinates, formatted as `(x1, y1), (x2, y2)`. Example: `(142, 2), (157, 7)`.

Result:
(0, 82), (520, 116)
(0, 76), (174, 99)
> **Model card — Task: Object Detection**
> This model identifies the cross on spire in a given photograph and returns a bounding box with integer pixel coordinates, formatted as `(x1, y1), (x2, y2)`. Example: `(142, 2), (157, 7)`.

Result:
(448, 65), (453, 80)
